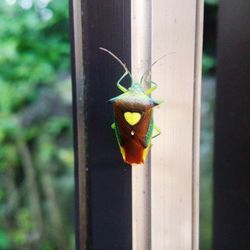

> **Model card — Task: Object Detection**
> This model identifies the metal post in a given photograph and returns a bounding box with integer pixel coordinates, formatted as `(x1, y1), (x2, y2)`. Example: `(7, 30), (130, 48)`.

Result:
(69, 0), (87, 249)
(70, 0), (132, 249)
(214, 0), (250, 249)
(131, 0), (152, 249)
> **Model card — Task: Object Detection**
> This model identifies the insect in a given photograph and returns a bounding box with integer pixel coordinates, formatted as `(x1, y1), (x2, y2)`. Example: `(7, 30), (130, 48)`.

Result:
(100, 47), (162, 165)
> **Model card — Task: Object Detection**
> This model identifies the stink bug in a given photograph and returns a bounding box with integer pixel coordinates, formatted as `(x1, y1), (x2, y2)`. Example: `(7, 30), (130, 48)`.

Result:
(100, 47), (162, 165)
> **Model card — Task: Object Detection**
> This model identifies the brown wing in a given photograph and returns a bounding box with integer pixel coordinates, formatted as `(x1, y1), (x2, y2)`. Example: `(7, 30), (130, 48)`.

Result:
(112, 101), (153, 148)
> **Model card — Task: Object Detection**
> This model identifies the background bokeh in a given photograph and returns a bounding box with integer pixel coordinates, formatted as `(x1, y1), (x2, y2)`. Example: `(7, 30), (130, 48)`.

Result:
(0, 0), (217, 249)
(0, 0), (74, 249)
(201, 1), (218, 249)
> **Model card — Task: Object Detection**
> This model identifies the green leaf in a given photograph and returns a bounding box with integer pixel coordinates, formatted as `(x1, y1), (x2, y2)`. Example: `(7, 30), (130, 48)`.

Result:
(0, 229), (11, 249)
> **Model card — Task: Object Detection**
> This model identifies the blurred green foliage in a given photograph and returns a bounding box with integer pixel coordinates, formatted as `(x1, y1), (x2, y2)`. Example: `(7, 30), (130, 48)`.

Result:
(202, 53), (216, 75)
(202, 0), (218, 75)
(200, 1), (218, 249)
(0, 0), (74, 249)
(200, 78), (215, 250)
(205, 0), (218, 6)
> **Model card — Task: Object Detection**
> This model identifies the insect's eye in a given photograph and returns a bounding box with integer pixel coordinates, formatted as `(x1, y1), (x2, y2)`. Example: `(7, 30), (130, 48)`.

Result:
(123, 111), (142, 126)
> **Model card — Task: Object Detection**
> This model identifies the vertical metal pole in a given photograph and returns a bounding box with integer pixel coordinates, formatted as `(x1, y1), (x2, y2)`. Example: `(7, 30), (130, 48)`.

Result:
(69, 0), (87, 249)
(214, 0), (250, 249)
(192, 1), (204, 248)
(131, 0), (152, 249)
(71, 0), (132, 248)
(150, 0), (203, 248)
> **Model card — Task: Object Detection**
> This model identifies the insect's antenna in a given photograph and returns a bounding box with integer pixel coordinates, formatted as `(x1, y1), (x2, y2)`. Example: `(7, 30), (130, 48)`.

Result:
(99, 47), (132, 77)
(140, 54), (167, 84)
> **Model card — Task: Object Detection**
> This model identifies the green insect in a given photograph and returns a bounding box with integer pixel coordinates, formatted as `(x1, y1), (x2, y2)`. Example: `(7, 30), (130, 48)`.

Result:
(100, 47), (162, 165)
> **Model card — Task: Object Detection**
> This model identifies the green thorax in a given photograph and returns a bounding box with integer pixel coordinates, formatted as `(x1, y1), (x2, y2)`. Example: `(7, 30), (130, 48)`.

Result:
(109, 82), (158, 106)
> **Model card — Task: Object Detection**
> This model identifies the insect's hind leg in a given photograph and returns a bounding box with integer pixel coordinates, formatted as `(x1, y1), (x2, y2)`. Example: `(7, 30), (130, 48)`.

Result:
(152, 125), (161, 138)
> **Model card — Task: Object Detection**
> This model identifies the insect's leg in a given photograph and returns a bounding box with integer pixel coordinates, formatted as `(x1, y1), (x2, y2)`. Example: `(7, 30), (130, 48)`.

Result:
(142, 70), (158, 95)
(111, 122), (115, 129)
(145, 81), (158, 95)
(117, 71), (129, 93)
(152, 125), (161, 138)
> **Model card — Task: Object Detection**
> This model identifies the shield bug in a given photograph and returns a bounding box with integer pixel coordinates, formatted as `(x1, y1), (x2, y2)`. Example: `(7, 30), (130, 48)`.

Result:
(100, 47), (162, 165)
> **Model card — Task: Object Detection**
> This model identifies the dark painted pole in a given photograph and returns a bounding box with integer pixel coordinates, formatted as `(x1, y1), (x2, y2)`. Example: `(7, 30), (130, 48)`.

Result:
(214, 1), (250, 249)
(70, 0), (132, 249)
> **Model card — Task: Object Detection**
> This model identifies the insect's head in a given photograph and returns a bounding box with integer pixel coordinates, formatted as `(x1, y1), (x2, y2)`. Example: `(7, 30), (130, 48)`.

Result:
(128, 82), (144, 93)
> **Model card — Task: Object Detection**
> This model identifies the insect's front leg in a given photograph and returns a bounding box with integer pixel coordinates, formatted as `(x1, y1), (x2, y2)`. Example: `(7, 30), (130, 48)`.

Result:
(116, 71), (129, 93)
(142, 71), (158, 95)
(145, 81), (158, 95)
(152, 125), (161, 138)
